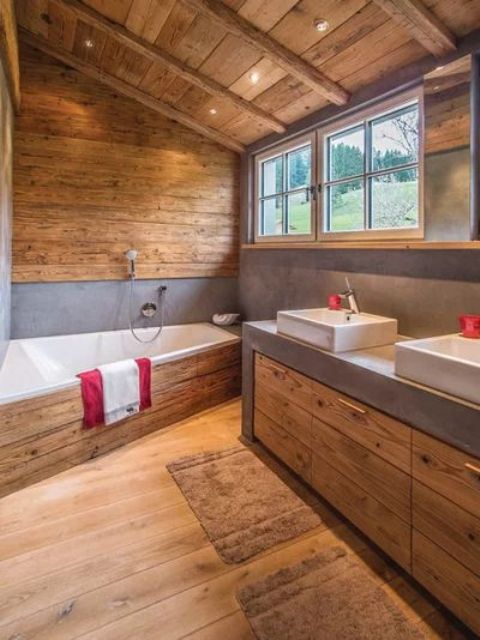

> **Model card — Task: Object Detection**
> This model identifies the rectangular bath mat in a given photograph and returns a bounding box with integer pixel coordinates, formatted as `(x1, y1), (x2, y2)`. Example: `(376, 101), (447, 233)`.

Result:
(166, 446), (323, 563)
(237, 545), (427, 639)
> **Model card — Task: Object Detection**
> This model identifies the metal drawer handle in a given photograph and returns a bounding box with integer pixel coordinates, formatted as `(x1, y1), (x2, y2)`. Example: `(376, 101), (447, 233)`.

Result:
(465, 462), (480, 475)
(337, 398), (367, 415)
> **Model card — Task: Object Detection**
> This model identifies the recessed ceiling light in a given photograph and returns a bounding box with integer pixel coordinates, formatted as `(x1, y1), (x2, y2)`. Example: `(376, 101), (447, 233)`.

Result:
(209, 108), (217, 115)
(84, 39), (94, 48)
(249, 71), (260, 84)
(313, 18), (329, 32)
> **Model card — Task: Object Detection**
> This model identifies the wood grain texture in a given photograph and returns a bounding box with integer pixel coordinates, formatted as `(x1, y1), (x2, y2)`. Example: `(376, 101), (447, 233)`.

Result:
(0, 399), (470, 639)
(412, 429), (480, 520)
(413, 530), (480, 636)
(182, 0), (350, 105)
(0, 0), (20, 109)
(311, 379), (412, 473)
(13, 42), (240, 282)
(413, 480), (480, 578)
(372, 0), (456, 57)
(424, 55), (471, 154)
(0, 341), (241, 497)
(48, 0), (286, 133)
(16, 0), (480, 145)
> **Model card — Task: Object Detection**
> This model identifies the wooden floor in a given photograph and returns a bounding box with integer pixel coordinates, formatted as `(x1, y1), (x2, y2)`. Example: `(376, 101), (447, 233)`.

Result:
(0, 399), (471, 639)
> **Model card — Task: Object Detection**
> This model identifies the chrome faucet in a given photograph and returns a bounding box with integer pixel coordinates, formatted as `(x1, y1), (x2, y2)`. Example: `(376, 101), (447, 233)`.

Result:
(340, 277), (360, 314)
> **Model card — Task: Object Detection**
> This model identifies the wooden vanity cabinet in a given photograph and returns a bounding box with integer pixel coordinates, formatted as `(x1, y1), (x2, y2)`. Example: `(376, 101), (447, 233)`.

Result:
(253, 353), (412, 570)
(412, 432), (480, 635)
(253, 352), (480, 635)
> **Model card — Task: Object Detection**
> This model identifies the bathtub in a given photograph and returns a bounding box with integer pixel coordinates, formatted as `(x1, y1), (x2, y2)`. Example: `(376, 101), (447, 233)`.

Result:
(0, 322), (240, 405)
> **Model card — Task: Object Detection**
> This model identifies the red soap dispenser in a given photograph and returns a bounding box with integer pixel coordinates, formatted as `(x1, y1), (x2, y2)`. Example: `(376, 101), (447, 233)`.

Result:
(459, 315), (480, 338)
(328, 294), (342, 311)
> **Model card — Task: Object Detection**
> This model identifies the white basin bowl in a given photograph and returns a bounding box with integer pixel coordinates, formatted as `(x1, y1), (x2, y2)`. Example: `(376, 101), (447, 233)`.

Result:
(395, 334), (480, 404)
(277, 308), (398, 353)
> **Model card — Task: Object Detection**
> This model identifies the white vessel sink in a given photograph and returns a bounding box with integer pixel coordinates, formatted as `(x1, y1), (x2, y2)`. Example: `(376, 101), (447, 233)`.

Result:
(395, 334), (480, 404)
(277, 308), (398, 353)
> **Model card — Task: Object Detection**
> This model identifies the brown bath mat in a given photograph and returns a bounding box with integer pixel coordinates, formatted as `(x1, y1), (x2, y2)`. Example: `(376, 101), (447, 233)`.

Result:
(237, 545), (426, 639)
(166, 446), (323, 563)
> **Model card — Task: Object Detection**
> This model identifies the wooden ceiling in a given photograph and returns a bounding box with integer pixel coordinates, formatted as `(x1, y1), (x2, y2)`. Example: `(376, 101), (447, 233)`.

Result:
(15, 0), (480, 153)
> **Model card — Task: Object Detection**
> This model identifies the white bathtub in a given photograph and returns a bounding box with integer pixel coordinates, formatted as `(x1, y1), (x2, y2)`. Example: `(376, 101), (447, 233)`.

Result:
(0, 323), (240, 405)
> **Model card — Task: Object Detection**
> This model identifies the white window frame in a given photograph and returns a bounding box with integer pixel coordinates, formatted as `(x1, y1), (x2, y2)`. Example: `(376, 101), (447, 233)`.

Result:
(253, 132), (317, 243)
(252, 89), (424, 244)
(318, 89), (424, 241)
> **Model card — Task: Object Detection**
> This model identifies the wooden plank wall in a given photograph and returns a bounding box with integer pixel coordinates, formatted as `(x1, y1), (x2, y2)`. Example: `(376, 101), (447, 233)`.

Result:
(424, 55), (471, 154)
(0, 341), (241, 498)
(12, 43), (240, 282)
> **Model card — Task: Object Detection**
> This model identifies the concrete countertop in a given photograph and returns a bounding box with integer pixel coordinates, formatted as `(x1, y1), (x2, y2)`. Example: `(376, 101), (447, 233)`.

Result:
(241, 320), (480, 458)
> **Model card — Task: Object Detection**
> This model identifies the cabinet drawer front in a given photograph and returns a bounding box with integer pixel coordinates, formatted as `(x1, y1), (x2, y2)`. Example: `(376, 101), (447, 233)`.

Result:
(413, 481), (480, 577)
(311, 381), (411, 473)
(254, 409), (311, 483)
(413, 530), (480, 637)
(312, 418), (411, 523)
(255, 354), (312, 413)
(312, 454), (411, 571)
(413, 431), (480, 519)
(255, 382), (312, 448)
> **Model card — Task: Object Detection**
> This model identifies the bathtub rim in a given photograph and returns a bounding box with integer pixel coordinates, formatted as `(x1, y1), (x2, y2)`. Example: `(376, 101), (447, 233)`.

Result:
(0, 322), (241, 406)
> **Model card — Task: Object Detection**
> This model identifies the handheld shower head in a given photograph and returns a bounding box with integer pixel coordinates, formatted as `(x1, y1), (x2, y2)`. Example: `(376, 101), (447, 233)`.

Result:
(125, 249), (138, 279)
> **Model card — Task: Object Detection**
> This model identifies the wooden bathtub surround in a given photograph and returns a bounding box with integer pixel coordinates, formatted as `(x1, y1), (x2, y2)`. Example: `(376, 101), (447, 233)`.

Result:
(0, 341), (241, 498)
(13, 43), (240, 282)
(253, 352), (480, 635)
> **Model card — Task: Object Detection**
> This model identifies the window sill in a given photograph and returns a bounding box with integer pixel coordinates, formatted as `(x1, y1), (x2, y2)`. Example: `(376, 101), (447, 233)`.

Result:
(241, 241), (480, 250)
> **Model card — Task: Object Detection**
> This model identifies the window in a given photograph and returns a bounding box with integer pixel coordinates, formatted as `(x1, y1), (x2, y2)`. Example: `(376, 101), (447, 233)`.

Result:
(322, 100), (421, 239)
(254, 134), (315, 241)
(253, 91), (423, 243)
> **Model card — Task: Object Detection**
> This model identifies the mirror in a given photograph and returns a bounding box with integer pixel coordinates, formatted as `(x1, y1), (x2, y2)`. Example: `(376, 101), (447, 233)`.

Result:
(423, 55), (472, 240)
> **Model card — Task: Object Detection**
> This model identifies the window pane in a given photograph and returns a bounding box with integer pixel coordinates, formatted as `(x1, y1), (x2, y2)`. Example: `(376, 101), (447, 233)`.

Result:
(262, 156), (283, 197)
(327, 179), (364, 232)
(287, 145), (311, 191)
(370, 168), (418, 229)
(328, 126), (364, 181)
(261, 196), (283, 235)
(371, 106), (419, 172)
(287, 191), (311, 235)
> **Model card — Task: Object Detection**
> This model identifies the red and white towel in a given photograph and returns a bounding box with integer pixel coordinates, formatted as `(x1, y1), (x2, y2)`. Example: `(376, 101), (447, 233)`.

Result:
(77, 358), (152, 429)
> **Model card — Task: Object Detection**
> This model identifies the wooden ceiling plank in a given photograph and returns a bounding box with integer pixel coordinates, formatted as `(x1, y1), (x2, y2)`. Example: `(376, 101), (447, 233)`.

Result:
(182, 0), (350, 105)
(372, 0), (456, 56)
(19, 28), (245, 154)
(0, 0), (21, 109)
(46, 0), (286, 132)
(125, 0), (176, 43)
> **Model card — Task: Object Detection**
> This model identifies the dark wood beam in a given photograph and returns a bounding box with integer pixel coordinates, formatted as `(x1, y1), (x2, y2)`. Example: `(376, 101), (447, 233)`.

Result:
(49, 0), (286, 134)
(0, 0), (20, 110)
(372, 0), (456, 57)
(19, 29), (245, 154)
(182, 0), (350, 106)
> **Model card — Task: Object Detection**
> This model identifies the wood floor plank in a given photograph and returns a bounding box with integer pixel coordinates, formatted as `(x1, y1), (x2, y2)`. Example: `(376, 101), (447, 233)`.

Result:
(0, 399), (469, 640)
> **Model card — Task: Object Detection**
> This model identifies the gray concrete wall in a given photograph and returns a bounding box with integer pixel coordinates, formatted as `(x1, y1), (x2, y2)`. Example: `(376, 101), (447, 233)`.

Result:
(239, 249), (480, 338)
(424, 147), (471, 241)
(11, 277), (238, 338)
(0, 62), (13, 364)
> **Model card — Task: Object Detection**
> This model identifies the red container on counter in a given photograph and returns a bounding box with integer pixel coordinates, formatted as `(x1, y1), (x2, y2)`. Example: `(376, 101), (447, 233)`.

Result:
(459, 314), (480, 338)
(328, 294), (342, 311)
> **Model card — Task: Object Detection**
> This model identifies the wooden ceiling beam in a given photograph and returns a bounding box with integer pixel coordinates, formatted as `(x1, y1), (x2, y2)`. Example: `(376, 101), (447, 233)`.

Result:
(0, 0), (21, 110)
(48, 0), (286, 134)
(372, 0), (456, 57)
(182, 0), (350, 106)
(19, 29), (245, 154)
